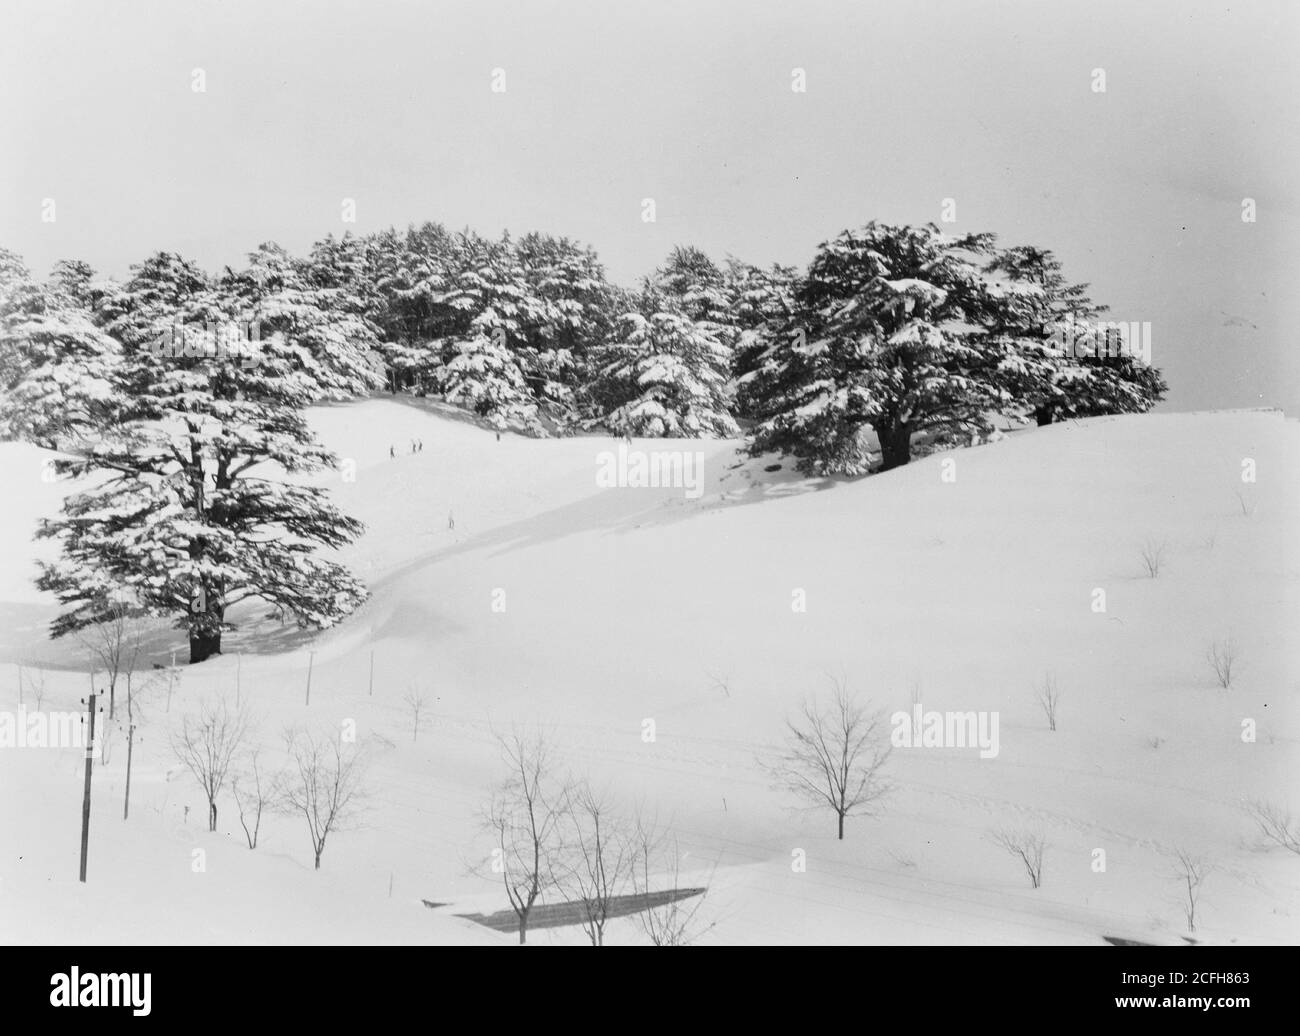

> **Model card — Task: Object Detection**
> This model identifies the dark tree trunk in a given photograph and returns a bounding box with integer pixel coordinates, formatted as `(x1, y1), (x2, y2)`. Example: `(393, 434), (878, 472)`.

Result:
(877, 423), (912, 471)
(518, 918), (528, 945)
(837, 812), (845, 840)
(189, 629), (222, 664)
(209, 800), (217, 832)
(1035, 404), (1054, 427)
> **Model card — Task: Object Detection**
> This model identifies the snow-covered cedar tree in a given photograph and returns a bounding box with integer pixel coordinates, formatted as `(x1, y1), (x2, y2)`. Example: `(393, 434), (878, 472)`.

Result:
(370, 229), (521, 408)
(219, 242), (385, 401)
(439, 331), (543, 433)
(1067, 353), (1167, 418)
(431, 231), (621, 432)
(46, 259), (97, 310)
(511, 231), (615, 429)
(653, 245), (734, 330)
(648, 245), (742, 385)
(301, 231), (380, 318)
(0, 248), (120, 448)
(369, 222), (459, 355)
(587, 289), (740, 438)
(744, 223), (1038, 474)
(35, 250), (369, 664)
(983, 245), (1166, 425)
(427, 232), (548, 432)
(726, 258), (801, 414)
(339, 225), (615, 430)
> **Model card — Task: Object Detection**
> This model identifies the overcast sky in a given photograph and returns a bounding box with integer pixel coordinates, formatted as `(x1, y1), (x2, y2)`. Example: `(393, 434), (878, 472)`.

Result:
(1, 0), (1295, 413)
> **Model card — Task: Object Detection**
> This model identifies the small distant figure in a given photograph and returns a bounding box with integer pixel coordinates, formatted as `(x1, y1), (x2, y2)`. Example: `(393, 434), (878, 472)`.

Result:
(495, 431), (500, 442)
(417, 438), (423, 452)
(447, 510), (455, 530)
(389, 445), (395, 459)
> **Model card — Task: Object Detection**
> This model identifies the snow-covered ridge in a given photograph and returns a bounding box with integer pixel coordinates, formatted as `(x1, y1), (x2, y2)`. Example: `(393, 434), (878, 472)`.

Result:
(0, 402), (1295, 944)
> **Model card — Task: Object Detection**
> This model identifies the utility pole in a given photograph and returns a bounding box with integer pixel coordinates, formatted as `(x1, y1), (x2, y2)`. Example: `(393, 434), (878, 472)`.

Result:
(79, 692), (99, 882)
(167, 650), (176, 712)
(305, 652), (314, 706)
(236, 652), (242, 707)
(123, 723), (136, 820)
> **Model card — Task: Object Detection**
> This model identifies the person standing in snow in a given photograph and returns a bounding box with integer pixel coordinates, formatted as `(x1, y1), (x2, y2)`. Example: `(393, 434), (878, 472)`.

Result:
(389, 445), (395, 459)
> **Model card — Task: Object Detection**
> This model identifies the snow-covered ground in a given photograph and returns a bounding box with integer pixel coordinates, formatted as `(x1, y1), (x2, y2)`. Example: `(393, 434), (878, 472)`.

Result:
(1, 400), (1296, 945)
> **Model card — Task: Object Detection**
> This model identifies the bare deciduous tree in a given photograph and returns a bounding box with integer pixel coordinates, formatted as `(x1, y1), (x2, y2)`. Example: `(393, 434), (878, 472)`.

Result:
(705, 669), (731, 698)
(280, 728), (367, 870)
(120, 618), (162, 725)
(232, 747), (279, 849)
(1206, 637), (1239, 689)
(18, 651), (48, 709)
(561, 782), (638, 946)
(171, 697), (250, 831)
(1036, 673), (1061, 731)
(78, 598), (151, 720)
(402, 687), (429, 742)
(767, 677), (891, 840)
(1244, 800), (1300, 856)
(991, 827), (1047, 888)
(631, 818), (715, 946)
(1171, 847), (1212, 932)
(1139, 537), (1167, 578)
(481, 731), (570, 944)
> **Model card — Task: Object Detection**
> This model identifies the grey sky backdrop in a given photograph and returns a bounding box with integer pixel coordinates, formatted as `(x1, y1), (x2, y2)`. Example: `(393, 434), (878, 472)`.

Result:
(1, 0), (1296, 414)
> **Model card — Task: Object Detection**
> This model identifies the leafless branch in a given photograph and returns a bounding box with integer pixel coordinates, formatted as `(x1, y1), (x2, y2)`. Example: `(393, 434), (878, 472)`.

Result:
(1036, 673), (1061, 731)
(1170, 847), (1212, 932)
(991, 827), (1047, 888)
(1244, 800), (1300, 856)
(1206, 637), (1239, 689)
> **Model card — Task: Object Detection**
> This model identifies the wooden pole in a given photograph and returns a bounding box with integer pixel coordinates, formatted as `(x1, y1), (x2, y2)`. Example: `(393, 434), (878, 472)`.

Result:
(79, 692), (98, 882)
(166, 651), (176, 712)
(123, 723), (136, 820)
(305, 652), (314, 706)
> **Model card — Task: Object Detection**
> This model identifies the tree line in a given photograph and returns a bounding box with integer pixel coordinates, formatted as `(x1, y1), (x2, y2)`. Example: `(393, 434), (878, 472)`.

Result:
(0, 221), (1166, 661)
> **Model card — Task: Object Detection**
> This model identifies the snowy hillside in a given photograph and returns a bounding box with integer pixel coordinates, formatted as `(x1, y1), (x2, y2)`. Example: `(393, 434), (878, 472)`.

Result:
(1, 400), (1297, 945)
